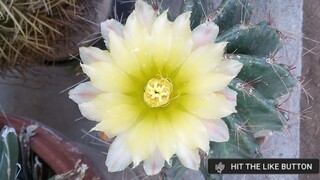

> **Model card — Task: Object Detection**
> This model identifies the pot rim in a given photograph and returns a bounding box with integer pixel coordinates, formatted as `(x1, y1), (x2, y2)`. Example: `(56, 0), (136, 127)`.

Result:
(0, 114), (102, 179)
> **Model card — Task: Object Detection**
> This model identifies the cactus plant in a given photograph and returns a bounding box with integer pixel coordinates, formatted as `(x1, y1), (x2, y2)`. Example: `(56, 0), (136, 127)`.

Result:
(0, 0), (109, 75)
(0, 126), (19, 180)
(0, 125), (57, 180)
(69, 0), (297, 179)
(0, 117), (96, 180)
(150, 0), (297, 179)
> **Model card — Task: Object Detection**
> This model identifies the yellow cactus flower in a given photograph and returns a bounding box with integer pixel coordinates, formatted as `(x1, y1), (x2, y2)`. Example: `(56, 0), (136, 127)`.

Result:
(69, 0), (243, 175)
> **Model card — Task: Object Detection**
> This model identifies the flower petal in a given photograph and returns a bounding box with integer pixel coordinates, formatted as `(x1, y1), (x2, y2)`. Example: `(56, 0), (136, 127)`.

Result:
(179, 93), (236, 120)
(155, 112), (177, 162)
(79, 47), (112, 64)
(91, 103), (141, 136)
(101, 19), (124, 48)
(151, 10), (172, 70)
(202, 119), (229, 142)
(165, 12), (193, 73)
(123, 9), (153, 75)
(81, 62), (135, 93)
(176, 142), (200, 170)
(106, 134), (132, 172)
(109, 32), (142, 75)
(79, 93), (135, 122)
(127, 113), (157, 167)
(218, 87), (238, 109)
(214, 59), (243, 77)
(180, 72), (234, 94)
(176, 42), (227, 82)
(171, 110), (209, 152)
(68, 82), (100, 104)
(180, 59), (242, 94)
(78, 103), (101, 122)
(135, 0), (156, 33)
(143, 149), (165, 175)
(192, 22), (219, 50)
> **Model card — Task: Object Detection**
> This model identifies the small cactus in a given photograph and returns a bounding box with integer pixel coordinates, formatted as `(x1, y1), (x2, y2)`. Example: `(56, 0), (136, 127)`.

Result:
(0, 124), (87, 179)
(0, 0), (102, 75)
(146, 0), (297, 179)
(0, 126), (19, 180)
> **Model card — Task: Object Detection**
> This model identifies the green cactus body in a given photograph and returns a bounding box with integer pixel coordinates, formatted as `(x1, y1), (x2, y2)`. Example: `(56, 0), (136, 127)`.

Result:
(0, 126), (19, 180)
(152, 0), (297, 179)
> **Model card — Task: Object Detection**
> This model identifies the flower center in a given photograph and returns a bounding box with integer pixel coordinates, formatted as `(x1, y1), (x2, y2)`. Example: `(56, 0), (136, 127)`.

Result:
(144, 77), (173, 108)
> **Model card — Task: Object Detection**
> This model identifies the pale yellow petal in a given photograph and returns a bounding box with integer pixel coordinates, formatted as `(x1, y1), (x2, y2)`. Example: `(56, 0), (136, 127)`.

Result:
(151, 10), (172, 70)
(171, 110), (209, 152)
(106, 134), (132, 172)
(101, 19), (124, 48)
(135, 0), (156, 33)
(123, 10), (153, 75)
(109, 32), (142, 75)
(78, 102), (101, 121)
(218, 87), (238, 109)
(175, 42), (227, 82)
(79, 47), (112, 64)
(79, 93), (136, 122)
(179, 59), (242, 94)
(202, 119), (229, 142)
(94, 93), (137, 109)
(69, 82), (100, 104)
(127, 113), (157, 167)
(179, 93), (236, 120)
(214, 59), (243, 77)
(91, 104), (141, 136)
(176, 142), (200, 170)
(165, 12), (193, 74)
(192, 22), (219, 50)
(143, 149), (165, 175)
(155, 112), (177, 162)
(81, 62), (135, 93)
(180, 72), (234, 94)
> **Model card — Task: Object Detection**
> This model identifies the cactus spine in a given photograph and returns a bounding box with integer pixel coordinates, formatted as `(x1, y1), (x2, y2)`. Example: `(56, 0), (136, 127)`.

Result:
(0, 0), (98, 75)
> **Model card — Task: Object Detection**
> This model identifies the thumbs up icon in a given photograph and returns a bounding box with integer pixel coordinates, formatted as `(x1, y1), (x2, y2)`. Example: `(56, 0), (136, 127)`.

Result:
(215, 162), (225, 174)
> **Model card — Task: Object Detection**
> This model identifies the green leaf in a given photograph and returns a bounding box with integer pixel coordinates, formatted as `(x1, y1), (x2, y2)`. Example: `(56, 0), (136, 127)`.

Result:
(228, 78), (287, 132)
(0, 126), (19, 180)
(216, 21), (282, 56)
(212, 0), (252, 33)
(228, 54), (297, 99)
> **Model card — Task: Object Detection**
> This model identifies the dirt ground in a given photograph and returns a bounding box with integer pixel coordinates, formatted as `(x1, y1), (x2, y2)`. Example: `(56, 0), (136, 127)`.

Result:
(300, 0), (320, 179)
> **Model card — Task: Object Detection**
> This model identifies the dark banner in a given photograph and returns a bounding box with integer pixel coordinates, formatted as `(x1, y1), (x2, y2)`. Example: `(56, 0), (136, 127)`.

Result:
(208, 159), (319, 174)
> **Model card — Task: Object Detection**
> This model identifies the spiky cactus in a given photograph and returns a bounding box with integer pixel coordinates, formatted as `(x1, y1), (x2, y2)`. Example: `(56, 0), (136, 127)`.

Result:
(0, 126), (19, 180)
(146, 0), (297, 179)
(0, 0), (107, 75)
(0, 124), (88, 179)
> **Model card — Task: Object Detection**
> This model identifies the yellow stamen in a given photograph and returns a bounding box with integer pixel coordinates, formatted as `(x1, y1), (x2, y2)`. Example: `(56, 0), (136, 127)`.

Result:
(144, 77), (173, 108)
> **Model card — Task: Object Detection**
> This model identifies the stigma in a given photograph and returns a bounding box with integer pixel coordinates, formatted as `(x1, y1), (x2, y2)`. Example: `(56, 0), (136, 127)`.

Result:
(143, 77), (173, 108)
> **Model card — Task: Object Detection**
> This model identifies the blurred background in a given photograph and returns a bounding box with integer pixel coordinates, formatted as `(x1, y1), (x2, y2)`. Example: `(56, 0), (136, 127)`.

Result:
(0, 0), (318, 179)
